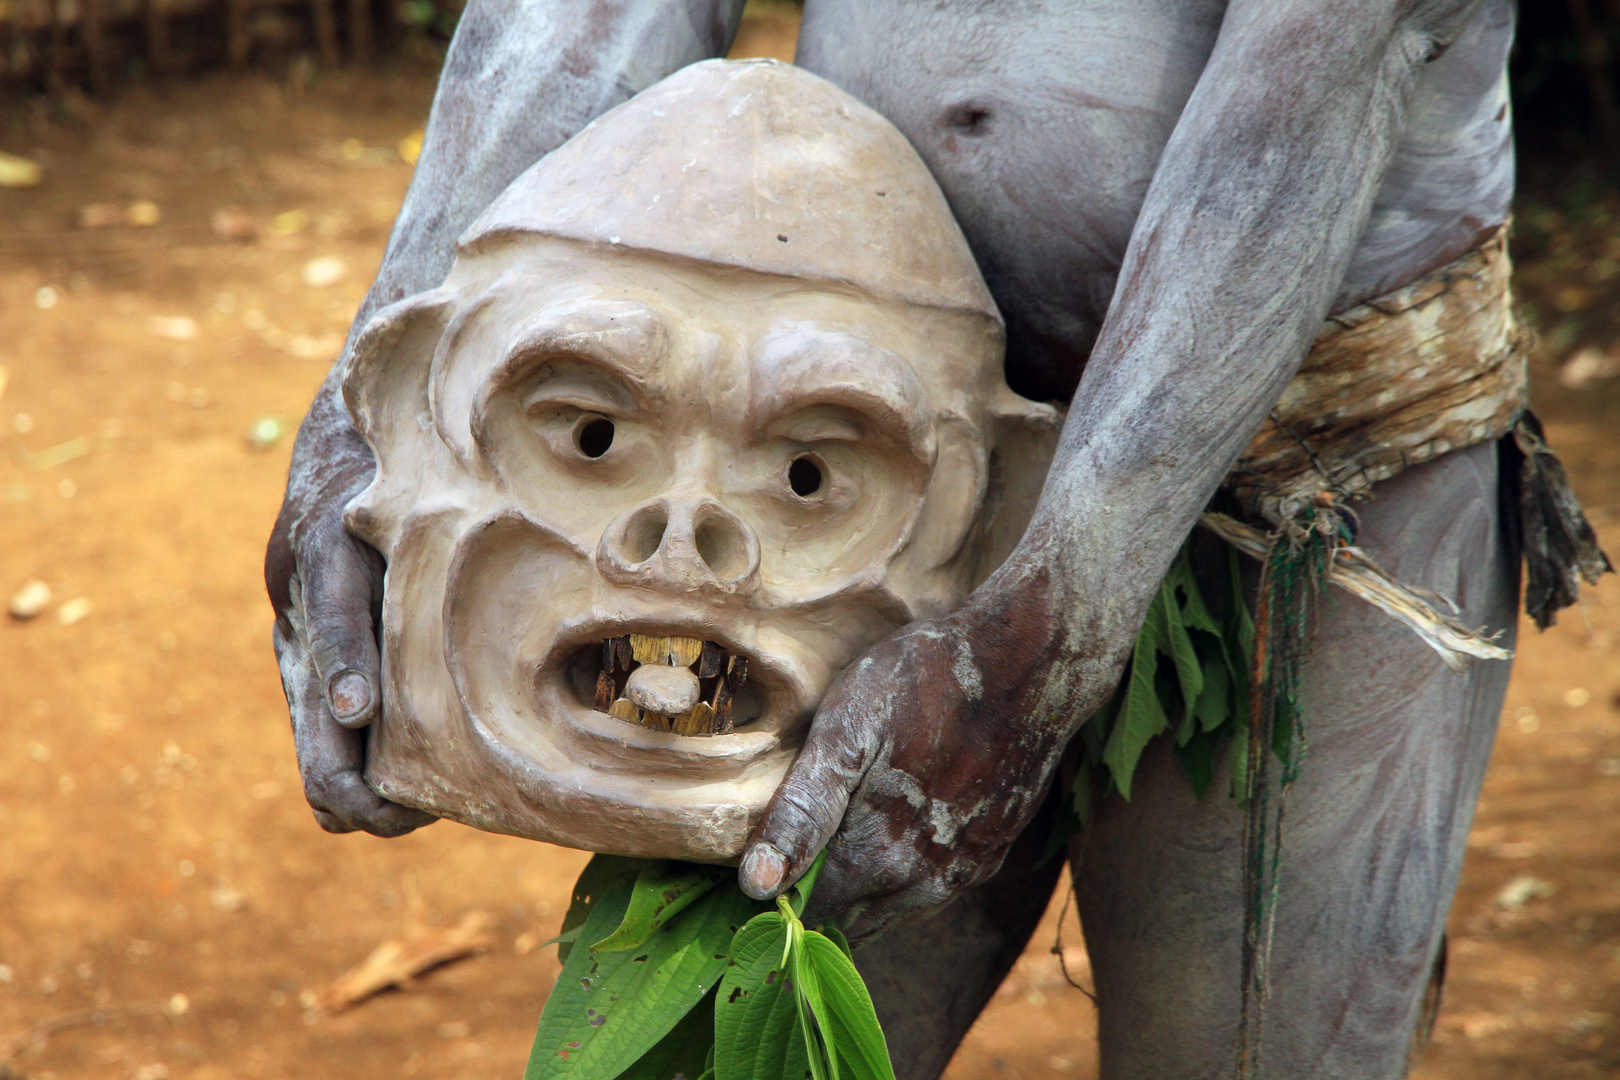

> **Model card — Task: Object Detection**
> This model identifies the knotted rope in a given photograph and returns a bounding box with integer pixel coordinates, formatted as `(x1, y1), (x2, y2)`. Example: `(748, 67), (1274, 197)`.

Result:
(1235, 496), (1354, 1080)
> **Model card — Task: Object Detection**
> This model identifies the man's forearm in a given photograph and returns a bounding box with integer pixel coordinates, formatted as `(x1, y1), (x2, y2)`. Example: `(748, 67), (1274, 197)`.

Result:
(998, 0), (1491, 669)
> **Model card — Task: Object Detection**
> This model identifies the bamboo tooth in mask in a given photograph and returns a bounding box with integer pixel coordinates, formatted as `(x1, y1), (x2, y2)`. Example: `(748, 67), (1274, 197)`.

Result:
(674, 701), (716, 736)
(666, 637), (704, 666)
(698, 640), (726, 678)
(629, 634), (668, 665)
(725, 655), (748, 692)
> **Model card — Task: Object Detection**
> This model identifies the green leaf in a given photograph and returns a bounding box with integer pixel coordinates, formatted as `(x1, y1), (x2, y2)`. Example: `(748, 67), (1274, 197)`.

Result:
(1191, 650), (1231, 737)
(1174, 727), (1220, 799)
(593, 862), (729, 953)
(714, 913), (810, 1080)
(799, 932), (895, 1080)
(1222, 542), (1255, 679)
(559, 855), (649, 963)
(1075, 535), (1256, 807)
(524, 879), (757, 1080)
(1159, 580), (1205, 721)
(817, 925), (853, 963)
(1165, 550), (1221, 636)
(616, 986), (717, 1080)
(1101, 586), (1170, 800)
(1229, 717), (1252, 802)
(549, 925), (583, 951)
(782, 850), (828, 920)
(788, 922), (832, 1080)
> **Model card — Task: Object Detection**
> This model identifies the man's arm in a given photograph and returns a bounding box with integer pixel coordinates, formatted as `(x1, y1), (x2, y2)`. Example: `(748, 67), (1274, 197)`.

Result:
(739, 0), (1493, 935)
(266, 0), (747, 835)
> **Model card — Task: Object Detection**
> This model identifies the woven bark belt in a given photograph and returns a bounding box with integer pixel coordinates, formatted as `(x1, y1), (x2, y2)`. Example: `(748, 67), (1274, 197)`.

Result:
(1227, 225), (1528, 526)
(1205, 223), (1608, 649)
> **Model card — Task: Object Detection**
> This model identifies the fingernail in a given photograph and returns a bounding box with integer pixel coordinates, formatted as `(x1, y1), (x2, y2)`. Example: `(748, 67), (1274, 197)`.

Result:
(328, 671), (372, 721)
(739, 842), (787, 900)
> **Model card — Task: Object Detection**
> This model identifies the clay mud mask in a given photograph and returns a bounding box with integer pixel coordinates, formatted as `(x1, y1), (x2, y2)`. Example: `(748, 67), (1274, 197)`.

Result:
(342, 59), (1061, 862)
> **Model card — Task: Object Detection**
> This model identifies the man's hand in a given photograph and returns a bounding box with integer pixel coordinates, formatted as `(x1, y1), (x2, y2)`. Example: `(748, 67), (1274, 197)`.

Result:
(265, 375), (436, 837)
(738, 580), (1109, 941)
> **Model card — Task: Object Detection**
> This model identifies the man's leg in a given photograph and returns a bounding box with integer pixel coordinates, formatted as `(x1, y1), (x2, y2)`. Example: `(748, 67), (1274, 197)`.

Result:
(857, 797), (1066, 1080)
(1074, 441), (1517, 1079)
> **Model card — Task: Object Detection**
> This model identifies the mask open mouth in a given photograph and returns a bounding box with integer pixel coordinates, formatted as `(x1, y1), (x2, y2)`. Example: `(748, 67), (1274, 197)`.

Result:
(565, 634), (762, 736)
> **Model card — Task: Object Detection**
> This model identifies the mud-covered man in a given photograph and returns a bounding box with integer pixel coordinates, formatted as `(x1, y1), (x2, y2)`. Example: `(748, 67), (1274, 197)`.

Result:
(269, 2), (1546, 1075)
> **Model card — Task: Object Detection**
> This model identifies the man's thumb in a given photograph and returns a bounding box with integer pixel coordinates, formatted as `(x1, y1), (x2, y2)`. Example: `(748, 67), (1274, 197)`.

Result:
(302, 524), (384, 729)
(738, 715), (872, 900)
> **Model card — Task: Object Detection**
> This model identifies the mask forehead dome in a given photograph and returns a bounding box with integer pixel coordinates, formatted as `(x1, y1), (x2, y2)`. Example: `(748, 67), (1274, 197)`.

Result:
(461, 59), (999, 322)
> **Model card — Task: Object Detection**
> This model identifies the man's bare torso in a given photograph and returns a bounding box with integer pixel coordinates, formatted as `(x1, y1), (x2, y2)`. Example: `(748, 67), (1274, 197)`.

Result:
(795, 0), (1515, 400)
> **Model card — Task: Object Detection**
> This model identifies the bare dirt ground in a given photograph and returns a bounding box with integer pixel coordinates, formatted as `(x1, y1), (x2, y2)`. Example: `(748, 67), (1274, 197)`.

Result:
(2, 11), (1618, 1080)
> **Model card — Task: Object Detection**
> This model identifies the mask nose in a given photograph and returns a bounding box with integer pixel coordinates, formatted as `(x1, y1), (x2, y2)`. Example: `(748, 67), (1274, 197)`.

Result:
(597, 495), (761, 594)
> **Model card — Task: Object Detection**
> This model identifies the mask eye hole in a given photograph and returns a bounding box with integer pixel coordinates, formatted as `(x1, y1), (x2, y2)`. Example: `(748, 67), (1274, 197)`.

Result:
(787, 455), (824, 498)
(575, 417), (615, 458)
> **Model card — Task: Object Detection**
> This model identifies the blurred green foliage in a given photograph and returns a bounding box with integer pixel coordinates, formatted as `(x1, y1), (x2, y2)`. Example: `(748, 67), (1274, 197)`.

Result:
(398, 0), (461, 42)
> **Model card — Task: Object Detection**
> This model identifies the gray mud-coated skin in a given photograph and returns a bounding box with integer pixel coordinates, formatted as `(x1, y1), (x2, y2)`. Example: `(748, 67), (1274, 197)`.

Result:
(858, 786), (1068, 1080)
(852, 444), (1513, 1080)
(265, 0), (1523, 1074)
(1076, 441), (1515, 1079)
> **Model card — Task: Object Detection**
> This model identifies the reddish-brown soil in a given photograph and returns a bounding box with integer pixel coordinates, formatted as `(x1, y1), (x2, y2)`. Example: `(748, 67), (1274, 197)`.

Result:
(2, 11), (1617, 1079)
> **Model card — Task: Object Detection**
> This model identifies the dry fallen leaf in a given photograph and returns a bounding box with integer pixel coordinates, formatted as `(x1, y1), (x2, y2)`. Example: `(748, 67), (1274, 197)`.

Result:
(316, 911), (495, 1013)
(1442, 1011), (1514, 1039)
(245, 417), (284, 450)
(302, 255), (348, 288)
(56, 597), (92, 626)
(147, 316), (198, 342)
(0, 150), (43, 188)
(77, 203), (123, 229)
(209, 884), (245, 912)
(1558, 345), (1620, 389)
(210, 207), (258, 242)
(284, 333), (343, 360)
(399, 129), (424, 166)
(9, 580), (51, 619)
(1495, 874), (1555, 910)
(125, 200), (162, 227)
(272, 209), (309, 236)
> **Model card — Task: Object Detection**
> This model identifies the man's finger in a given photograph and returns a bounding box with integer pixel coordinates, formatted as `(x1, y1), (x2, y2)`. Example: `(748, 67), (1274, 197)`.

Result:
(277, 623), (435, 838)
(297, 700), (436, 837)
(311, 767), (438, 837)
(312, 808), (357, 834)
(300, 516), (385, 729)
(739, 702), (876, 900)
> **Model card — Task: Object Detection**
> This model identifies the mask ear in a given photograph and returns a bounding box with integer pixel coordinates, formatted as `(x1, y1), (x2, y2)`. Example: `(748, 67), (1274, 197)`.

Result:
(884, 391), (1063, 618)
(340, 288), (456, 556)
(968, 390), (1064, 589)
(886, 413), (989, 618)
